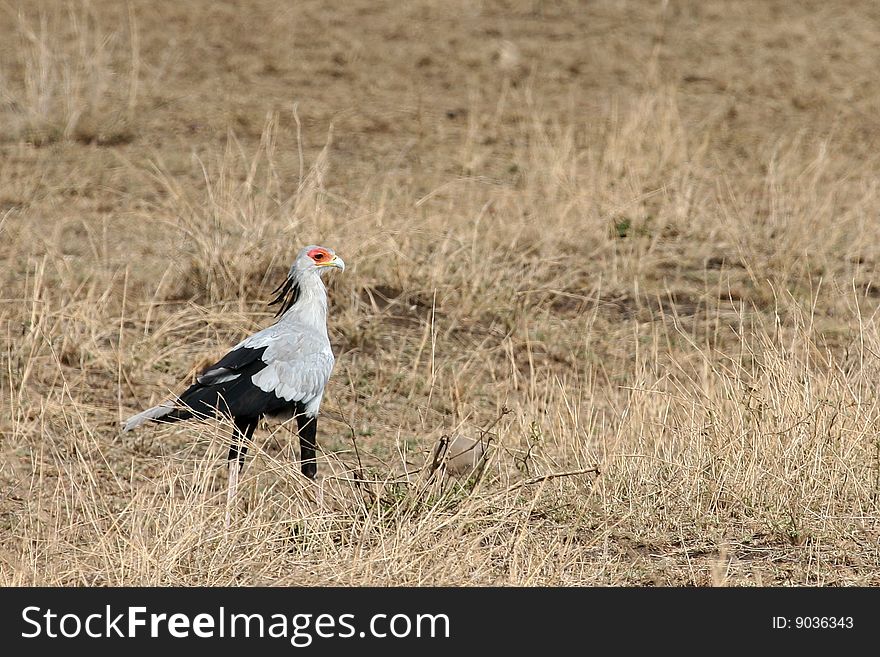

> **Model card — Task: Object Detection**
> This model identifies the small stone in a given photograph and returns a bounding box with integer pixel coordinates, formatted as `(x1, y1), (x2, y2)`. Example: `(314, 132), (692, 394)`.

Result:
(442, 435), (489, 477)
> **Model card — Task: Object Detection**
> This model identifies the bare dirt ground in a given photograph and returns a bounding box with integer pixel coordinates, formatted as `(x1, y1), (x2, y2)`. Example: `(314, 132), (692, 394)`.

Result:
(3, 0), (880, 585)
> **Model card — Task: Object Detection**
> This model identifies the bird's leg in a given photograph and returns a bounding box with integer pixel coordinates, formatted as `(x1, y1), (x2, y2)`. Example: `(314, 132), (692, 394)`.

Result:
(225, 416), (257, 530)
(224, 461), (238, 531)
(227, 436), (249, 471)
(296, 412), (318, 480)
(316, 474), (325, 510)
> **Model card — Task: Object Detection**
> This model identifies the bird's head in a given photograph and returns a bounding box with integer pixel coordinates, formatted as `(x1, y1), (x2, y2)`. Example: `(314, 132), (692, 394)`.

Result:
(269, 245), (344, 316)
(296, 245), (345, 276)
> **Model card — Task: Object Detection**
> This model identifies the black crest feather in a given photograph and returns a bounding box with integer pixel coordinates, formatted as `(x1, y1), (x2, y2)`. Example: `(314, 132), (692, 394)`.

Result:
(268, 276), (301, 316)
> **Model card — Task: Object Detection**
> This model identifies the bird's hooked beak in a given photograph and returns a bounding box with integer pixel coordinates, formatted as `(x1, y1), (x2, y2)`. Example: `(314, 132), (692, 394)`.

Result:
(318, 254), (345, 272)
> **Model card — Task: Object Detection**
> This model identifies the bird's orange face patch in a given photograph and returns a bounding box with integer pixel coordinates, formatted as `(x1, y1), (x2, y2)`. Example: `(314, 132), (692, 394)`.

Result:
(308, 247), (333, 265)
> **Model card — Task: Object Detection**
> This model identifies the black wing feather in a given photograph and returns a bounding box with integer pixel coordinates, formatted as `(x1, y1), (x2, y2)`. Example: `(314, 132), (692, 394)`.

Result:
(160, 345), (295, 421)
(197, 345), (267, 384)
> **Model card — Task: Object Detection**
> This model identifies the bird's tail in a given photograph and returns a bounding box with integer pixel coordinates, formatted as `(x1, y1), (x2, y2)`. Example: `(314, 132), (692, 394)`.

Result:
(122, 404), (177, 432)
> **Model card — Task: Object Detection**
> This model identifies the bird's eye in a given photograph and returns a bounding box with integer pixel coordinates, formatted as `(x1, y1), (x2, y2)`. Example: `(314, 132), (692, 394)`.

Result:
(314, 253), (325, 261)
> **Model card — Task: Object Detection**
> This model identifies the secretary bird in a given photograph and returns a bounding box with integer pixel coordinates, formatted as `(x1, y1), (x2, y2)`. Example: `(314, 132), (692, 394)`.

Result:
(123, 245), (344, 522)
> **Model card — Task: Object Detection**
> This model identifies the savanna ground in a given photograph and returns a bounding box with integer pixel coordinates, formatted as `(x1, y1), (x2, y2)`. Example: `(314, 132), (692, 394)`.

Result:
(2, 0), (880, 586)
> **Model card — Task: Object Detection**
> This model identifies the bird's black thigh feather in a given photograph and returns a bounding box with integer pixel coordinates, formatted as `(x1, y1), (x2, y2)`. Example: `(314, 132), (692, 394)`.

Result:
(229, 416), (258, 470)
(296, 411), (318, 480)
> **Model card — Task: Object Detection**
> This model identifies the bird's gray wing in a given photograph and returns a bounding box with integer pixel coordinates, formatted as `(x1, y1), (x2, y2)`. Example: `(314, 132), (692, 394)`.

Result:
(246, 331), (335, 404)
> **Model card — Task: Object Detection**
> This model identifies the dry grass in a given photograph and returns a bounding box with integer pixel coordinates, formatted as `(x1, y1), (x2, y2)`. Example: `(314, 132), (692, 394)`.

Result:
(3, 0), (880, 586)
(0, 1), (140, 145)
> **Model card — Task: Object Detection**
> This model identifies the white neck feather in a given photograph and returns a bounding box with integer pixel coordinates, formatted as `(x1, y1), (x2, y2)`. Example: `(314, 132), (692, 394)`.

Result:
(277, 272), (328, 332)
